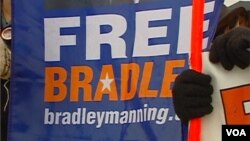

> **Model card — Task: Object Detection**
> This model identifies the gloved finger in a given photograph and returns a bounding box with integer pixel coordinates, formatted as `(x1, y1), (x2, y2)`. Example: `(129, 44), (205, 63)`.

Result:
(209, 43), (220, 63)
(218, 44), (234, 70)
(175, 105), (213, 122)
(229, 37), (250, 69)
(174, 69), (211, 86)
(209, 33), (234, 70)
(187, 105), (213, 119)
(184, 96), (212, 107)
(173, 83), (213, 97)
(226, 27), (250, 69)
(209, 34), (226, 63)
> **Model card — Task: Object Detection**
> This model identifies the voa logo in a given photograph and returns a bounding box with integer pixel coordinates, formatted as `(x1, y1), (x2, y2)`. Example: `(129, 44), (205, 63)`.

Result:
(226, 129), (247, 136)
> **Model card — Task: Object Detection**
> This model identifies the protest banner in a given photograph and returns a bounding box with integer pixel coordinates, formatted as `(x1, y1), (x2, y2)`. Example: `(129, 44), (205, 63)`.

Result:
(8, 0), (223, 140)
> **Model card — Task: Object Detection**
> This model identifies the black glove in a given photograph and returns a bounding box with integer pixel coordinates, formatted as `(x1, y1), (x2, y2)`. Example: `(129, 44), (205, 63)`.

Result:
(172, 69), (213, 123)
(209, 27), (250, 70)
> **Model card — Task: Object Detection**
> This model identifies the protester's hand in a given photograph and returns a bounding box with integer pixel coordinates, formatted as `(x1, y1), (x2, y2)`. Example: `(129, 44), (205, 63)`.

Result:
(0, 38), (11, 79)
(172, 69), (213, 123)
(209, 27), (250, 70)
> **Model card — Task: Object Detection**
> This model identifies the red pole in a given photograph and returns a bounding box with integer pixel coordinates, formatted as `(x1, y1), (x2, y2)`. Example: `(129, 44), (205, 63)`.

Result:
(189, 0), (204, 141)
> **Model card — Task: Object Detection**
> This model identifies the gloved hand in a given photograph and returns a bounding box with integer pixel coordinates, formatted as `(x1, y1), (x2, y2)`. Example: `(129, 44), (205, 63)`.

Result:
(209, 27), (250, 70)
(172, 69), (213, 123)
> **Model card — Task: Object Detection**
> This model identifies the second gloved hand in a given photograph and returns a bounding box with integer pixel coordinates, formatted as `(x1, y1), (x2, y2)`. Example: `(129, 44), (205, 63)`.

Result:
(172, 69), (213, 123)
(209, 27), (250, 70)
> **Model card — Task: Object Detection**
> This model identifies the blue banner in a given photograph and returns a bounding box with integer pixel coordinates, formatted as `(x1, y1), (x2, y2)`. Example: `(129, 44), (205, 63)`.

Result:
(9, 0), (223, 141)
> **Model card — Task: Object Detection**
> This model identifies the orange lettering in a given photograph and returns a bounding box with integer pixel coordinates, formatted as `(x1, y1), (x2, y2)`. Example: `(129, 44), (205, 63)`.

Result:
(139, 62), (158, 98)
(94, 65), (118, 101)
(120, 63), (139, 100)
(70, 66), (93, 102)
(44, 67), (67, 102)
(160, 59), (185, 97)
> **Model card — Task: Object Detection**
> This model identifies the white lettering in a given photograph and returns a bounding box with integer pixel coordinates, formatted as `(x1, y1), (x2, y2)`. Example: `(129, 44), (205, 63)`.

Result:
(43, 1), (216, 61)
(96, 112), (106, 128)
(44, 108), (54, 124)
(232, 129), (240, 136)
(72, 108), (81, 124)
(44, 17), (80, 61)
(44, 105), (170, 128)
(240, 129), (247, 136)
(226, 129), (247, 136)
(133, 8), (171, 57)
(203, 1), (215, 49)
(86, 14), (127, 60)
(177, 6), (192, 54)
(177, 1), (215, 54)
